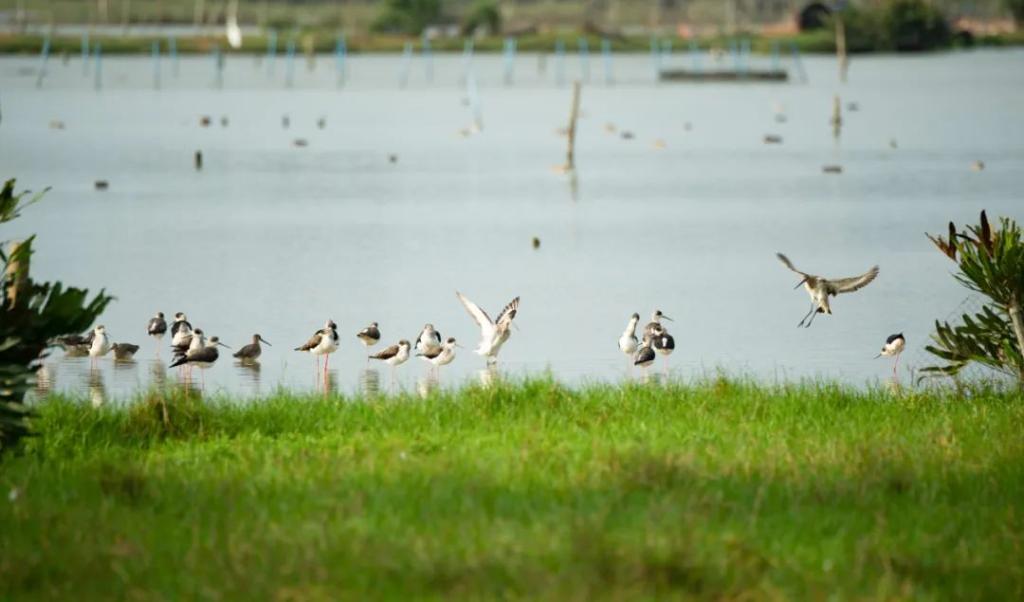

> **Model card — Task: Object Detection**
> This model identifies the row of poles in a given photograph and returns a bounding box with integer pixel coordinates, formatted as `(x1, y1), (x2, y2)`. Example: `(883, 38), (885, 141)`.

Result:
(33, 32), (807, 91)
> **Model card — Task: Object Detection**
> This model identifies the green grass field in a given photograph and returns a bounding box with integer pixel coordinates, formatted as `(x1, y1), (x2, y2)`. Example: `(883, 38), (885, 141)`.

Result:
(2, 378), (1023, 600)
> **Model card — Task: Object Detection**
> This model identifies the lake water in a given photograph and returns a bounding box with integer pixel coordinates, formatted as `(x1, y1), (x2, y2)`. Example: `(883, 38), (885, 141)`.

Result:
(2, 48), (1023, 401)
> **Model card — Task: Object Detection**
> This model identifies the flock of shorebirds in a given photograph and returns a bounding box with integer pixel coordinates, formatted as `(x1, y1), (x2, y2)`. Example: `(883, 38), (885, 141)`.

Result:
(55, 252), (909, 387)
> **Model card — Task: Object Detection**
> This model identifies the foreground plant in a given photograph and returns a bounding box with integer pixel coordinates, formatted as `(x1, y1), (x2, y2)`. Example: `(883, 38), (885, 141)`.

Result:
(923, 211), (1024, 384)
(0, 178), (112, 452)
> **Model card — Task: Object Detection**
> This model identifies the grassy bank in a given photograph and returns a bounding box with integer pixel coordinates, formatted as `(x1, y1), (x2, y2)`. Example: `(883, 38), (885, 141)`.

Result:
(3, 30), (1023, 56)
(2, 379), (1023, 599)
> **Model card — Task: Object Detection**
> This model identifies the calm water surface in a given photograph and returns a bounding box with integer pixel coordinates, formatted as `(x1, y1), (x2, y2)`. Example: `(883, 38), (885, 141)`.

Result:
(2, 49), (1023, 400)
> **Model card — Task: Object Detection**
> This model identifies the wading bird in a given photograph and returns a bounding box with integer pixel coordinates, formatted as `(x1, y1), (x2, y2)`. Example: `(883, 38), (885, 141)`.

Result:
(233, 334), (271, 362)
(295, 320), (339, 376)
(171, 328), (204, 357)
(88, 325), (112, 365)
(415, 324), (442, 356)
(643, 310), (673, 336)
(456, 292), (520, 365)
(418, 337), (459, 372)
(634, 333), (656, 373)
(619, 313), (640, 362)
(147, 312), (167, 341)
(776, 253), (879, 328)
(112, 342), (139, 361)
(875, 333), (906, 378)
(170, 313), (193, 346)
(650, 323), (675, 373)
(170, 336), (230, 387)
(356, 322), (381, 349)
(370, 340), (412, 380)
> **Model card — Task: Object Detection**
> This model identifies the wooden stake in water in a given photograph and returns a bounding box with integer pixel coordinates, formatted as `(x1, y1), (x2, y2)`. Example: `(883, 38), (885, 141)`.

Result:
(601, 38), (612, 85)
(169, 36), (179, 77)
(284, 39), (296, 88)
(398, 41), (412, 88)
(421, 32), (433, 84)
(213, 45), (224, 89)
(577, 38), (590, 84)
(93, 43), (102, 91)
(502, 37), (515, 86)
(789, 41), (807, 83)
(334, 33), (347, 86)
(81, 31), (90, 75)
(151, 40), (160, 90)
(266, 30), (278, 76)
(835, 14), (848, 83)
(831, 95), (842, 139)
(554, 39), (566, 87)
(565, 81), (581, 171)
(35, 35), (51, 89)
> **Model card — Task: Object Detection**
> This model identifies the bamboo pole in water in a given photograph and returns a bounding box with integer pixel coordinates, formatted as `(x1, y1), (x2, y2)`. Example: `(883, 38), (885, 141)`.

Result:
(835, 15), (848, 83)
(566, 81), (581, 170)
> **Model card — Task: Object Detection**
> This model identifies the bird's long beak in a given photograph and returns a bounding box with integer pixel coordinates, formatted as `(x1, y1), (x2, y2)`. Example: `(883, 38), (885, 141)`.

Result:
(873, 353), (881, 359)
(513, 323), (521, 332)
(455, 343), (465, 349)
(794, 278), (807, 290)
(260, 337), (272, 346)
(218, 341), (231, 349)
(662, 315), (674, 322)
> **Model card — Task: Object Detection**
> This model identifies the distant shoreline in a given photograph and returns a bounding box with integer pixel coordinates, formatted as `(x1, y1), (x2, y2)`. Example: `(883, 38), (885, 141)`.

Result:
(2, 30), (1023, 56)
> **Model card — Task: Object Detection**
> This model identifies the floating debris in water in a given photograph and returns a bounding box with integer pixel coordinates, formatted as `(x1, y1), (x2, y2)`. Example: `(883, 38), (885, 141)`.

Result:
(763, 134), (783, 144)
(194, 150), (203, 171)
(620, 131), (635, 140)
(532, 237), (540, 249)
(199, 116), (211, 127)
(683, 122), (693, 131)
(220, 116), (229, 127)
(293, 138), (308, 148)
(847, 101), (860, 112)
(652, 139), (666, 149)
(388, 154), (398, 164)
(317, 116), (326, 129)
(822, 165), (843, 174)
(971, 160), (985, 172)
(94, 180), (109, 189)
(889, 139), (899, 149)
(49, 119), (65, 130)
(604, 122), (617, 134)
(282, 115), (290, 129)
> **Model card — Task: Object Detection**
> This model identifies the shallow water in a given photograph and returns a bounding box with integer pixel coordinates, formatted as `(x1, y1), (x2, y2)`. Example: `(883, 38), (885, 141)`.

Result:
(2, 48), (1023, 401)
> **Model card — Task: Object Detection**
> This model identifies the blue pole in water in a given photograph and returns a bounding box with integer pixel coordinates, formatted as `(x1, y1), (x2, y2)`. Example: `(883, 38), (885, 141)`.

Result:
(284, 39), (296, 87)
(554, 39), (566, 86)
(399, 41), (412, 87)
(577, 37), (590, 83)
(168, 37), (178, 77)
(503, 37), (515, 85)
(739, 38), (750, 75)
(266, 30), (278, 76)
(770, 40), (780, 72)
(80, 32), (90, 75)
(461, 38), (474, 84)
(422, 32), (433, 84)
(601, 38), (612, 85)
(151, 40), (160, 89)
(789, 41), (807, 83)
(335, 33), (347, 86)
(689, 39), (700, 72)
(35, 35), (50, 88)
(93, 43), (102, 91)
(213, 45), (225, 89)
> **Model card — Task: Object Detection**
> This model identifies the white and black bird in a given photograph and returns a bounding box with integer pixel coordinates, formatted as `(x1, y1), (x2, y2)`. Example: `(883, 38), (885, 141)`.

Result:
(875, 333), (906, 378)
(776, 253), (880, 328)
(356, 322), (381, 348)
(171, 328), (204, 357)
(170, 312), (193, 346)
(643, 309), (673, 336)
(88, 325), (112, 364)
(56, 331), (94, 355)
(456, 292), (520, 365)
(418, 336), (459, 370)
(415, 323), (443, 356)
(111, 342), (140, 361)
(295, 319), (340, 373)
(233, 334), (271, 362)
(634, 333), (656, 370)
(147, 312), (167, 340)
(619, 313), (640, 361)
(169, 336), (230, 385)
(650, 323), (675, 373)
(370, 340), (412, 368)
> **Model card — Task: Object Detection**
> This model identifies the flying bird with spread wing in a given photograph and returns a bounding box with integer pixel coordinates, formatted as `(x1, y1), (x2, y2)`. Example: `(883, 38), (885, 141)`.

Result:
(455, 292), (520, 365)
(776, 253), (879, 328)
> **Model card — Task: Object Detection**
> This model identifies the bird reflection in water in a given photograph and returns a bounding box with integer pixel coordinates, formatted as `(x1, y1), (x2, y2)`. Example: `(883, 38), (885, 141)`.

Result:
(87, 367), (106, 408)
(417, 372), (439, 399)
(478, 366), (499, 388)
(148, 360), (167, 389)
(320, 370), (338, 397)
(35, 363), (54, 397)
(235, 360), (262, 395)
(359, 368), (381, 398)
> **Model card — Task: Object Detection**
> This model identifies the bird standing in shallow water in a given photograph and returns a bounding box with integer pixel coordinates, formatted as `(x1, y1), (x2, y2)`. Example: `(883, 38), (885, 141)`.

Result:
(619, 313), (640, 364)
(170, 336), (230, 388)
(234, 334), (271, 363)
(776, 253), (880, 328)
(147, 312), (167, 341)
(415, 324), (442, 356)
(112, 343), (139, 361)
(643, 310), (673, 336)
(295, 320), (339, 378)
(456, 292), (520, 365)
(88, 325), (112, 366)
(634, 333), (656, 375)
(418, 337), (459, 373)
(650, 323), (675, 375)
(356, 322), (381, 350)
(170, 313), (193, 347)
(875, 333), (906, 378)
